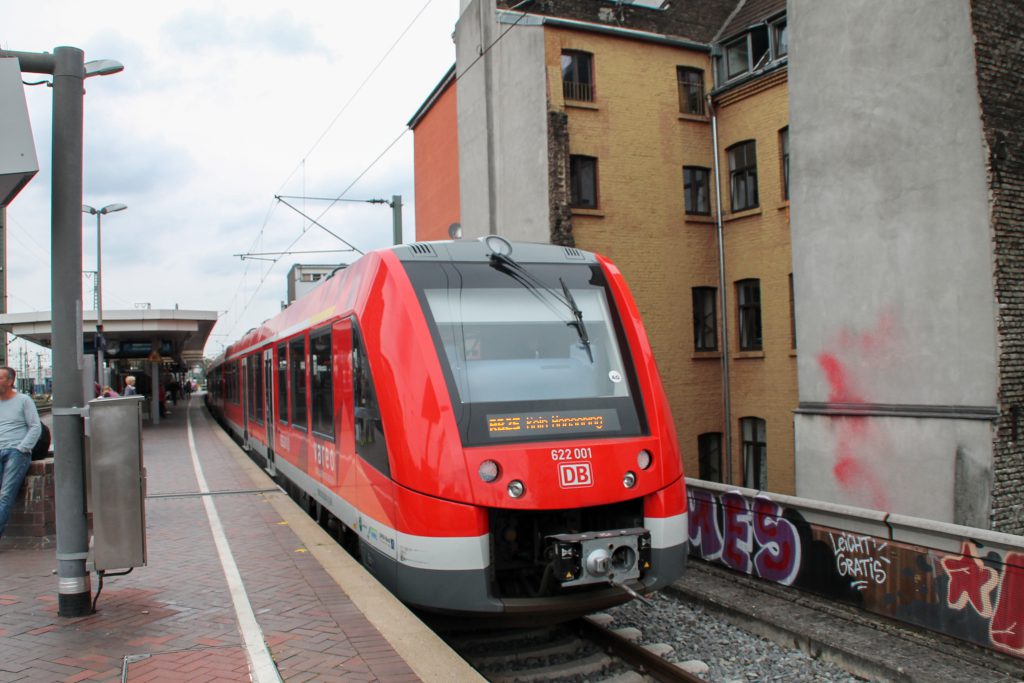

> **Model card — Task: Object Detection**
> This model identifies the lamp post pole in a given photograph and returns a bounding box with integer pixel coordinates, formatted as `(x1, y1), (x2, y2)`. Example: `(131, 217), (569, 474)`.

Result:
(83, 203), (126, 389)
(2, 46), (123, 618)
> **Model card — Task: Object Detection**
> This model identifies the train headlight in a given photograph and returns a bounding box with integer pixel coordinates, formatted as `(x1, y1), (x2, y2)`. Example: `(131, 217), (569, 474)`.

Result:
(637, 449), (653, 470)
(507, 480), (526, 498)
(478, 460), (501, 483)
(623, 471), (637, 488)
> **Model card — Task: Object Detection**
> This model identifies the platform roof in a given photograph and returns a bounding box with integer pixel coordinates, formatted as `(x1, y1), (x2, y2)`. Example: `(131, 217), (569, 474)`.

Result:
(0, 308), (219, 369)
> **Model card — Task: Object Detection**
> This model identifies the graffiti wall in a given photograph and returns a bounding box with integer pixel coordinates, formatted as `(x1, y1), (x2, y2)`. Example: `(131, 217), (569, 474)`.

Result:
(687, 485), (1024, 658)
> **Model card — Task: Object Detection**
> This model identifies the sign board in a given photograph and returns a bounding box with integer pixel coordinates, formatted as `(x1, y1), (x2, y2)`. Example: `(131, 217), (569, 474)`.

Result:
(0, 58), (38, 207)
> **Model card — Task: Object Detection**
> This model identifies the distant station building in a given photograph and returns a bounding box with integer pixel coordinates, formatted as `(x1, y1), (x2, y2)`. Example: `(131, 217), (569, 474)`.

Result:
(286, 264), (346, 306)
(411, 0), (1024, 533)
(0, 308), (218, 422)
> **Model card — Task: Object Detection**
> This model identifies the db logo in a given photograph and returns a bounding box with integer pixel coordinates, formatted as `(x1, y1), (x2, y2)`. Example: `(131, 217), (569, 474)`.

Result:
(558, 461), (594, 488)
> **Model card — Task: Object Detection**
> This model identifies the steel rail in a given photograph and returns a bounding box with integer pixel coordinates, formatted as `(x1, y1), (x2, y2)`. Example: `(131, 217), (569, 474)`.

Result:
(577, 615), (707, 683)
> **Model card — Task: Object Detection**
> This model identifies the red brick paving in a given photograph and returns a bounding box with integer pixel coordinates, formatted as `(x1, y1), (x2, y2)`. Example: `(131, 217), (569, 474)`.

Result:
(0, 399), (421, 682)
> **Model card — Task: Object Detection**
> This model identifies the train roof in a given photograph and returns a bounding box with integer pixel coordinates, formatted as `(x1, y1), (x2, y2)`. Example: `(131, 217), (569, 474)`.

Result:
(393, 238), (599, 265)
(213, 239), (605, 366)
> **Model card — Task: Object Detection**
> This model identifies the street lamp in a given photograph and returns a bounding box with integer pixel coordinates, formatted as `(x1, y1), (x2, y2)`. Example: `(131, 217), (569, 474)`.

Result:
(82, 202), (126, 388)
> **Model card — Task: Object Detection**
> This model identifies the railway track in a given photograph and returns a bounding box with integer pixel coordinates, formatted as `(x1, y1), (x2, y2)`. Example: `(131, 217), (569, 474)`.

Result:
(438, 613), (707, 683)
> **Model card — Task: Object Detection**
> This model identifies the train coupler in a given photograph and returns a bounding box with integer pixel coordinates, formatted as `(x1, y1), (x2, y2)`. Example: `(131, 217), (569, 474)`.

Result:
(547, 527), (651, 588)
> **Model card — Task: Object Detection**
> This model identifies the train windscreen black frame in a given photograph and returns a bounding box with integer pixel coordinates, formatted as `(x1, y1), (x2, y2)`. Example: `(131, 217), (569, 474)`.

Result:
(403, 260), (647, 446)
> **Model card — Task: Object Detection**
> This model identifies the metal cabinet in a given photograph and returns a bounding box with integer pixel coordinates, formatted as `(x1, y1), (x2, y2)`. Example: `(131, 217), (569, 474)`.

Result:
(86, 396), (146, 570)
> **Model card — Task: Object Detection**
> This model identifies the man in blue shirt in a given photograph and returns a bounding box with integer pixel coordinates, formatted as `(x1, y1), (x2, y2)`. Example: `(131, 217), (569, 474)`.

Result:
(0, 366), (41, 540)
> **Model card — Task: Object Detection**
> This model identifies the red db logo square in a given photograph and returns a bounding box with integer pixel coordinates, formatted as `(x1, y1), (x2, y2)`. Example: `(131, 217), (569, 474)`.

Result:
(558, 462), (593, 488)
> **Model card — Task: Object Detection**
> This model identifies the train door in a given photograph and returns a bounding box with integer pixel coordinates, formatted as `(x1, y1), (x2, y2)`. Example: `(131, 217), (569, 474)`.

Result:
(263, 348), (276, 476)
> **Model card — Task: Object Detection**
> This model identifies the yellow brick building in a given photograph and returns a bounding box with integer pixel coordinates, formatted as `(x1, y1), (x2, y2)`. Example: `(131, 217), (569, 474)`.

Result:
(428, 0), (795, 492)
(541, 17), (793, 491)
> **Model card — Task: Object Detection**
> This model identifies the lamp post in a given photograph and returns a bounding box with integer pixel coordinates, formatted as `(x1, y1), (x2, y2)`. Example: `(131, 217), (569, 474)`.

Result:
(82, 203), (126, 388)
(3, 45), (123, 618)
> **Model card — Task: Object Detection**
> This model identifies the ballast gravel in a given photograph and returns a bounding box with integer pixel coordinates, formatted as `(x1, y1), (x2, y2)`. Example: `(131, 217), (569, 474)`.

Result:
(605, 591), (864, 682)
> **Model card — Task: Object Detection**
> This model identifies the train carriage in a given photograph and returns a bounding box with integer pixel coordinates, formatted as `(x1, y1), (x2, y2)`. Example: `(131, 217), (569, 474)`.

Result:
(207, 237), (688, 618)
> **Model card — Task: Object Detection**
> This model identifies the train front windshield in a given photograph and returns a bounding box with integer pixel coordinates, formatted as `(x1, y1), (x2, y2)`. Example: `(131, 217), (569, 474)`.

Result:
(404, 260), (646, 445)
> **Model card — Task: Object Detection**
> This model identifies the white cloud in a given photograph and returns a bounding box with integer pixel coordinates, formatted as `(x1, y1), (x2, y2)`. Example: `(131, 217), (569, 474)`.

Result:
(1, 0), (459, 357)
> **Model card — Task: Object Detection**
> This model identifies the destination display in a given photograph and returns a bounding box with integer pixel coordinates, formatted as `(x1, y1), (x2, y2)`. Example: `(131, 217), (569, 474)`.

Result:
(486, 409), (621, 439)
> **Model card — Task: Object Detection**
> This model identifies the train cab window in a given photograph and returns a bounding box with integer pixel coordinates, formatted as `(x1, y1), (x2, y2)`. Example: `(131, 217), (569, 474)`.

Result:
(352, 324), (389, 476)
(404, 260), (645, 446)
(310, 327), (334, 439)
(277, 343), (288, 424)
(290, 336), (308, 430)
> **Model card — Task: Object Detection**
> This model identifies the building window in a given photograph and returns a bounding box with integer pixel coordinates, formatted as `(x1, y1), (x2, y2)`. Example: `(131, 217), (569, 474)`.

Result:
(737, 279), (762, 351)
(789, 273), (797, 349)
(310, 326), (334, 439)
(723, 26), (770, 82)
(698, 432), (722, 482)
(728, 140), (758, 212)
(692, 287), (717, 351)
(570, 155), (598, 209)
(561, 50), (594, 102)
(773, 19), (788, 58)
(741, 417), (767, 489)
(683, 166), (711, 216)
(677, 67), (704, 115)
(780, 127), (789, 200)
(725, 36), (749, 80)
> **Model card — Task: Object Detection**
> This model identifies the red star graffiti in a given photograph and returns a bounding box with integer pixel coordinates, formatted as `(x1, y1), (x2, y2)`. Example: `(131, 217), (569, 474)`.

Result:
(941, 541), (999, 618)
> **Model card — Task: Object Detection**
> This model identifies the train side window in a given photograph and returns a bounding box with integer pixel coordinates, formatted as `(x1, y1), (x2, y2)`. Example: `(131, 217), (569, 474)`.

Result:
(253, 353), (264, 424)
(277, 343), (288, 424)
(290, 336), (308, 430)
(310, 326), (334, 439)
(352, 324), (389, 476)
(245, 357), (254, 421)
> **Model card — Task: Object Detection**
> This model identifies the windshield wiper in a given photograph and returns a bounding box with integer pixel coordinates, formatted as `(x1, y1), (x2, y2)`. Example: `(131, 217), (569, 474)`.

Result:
(559, 277), (592, 362)
(488, 252), (593, 362)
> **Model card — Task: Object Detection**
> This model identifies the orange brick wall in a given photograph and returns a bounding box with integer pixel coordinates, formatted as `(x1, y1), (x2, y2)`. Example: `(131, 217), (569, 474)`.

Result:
(412, 80), (461, 242)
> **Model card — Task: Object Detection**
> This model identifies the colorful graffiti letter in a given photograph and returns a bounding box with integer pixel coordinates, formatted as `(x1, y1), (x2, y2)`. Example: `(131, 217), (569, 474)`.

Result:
(687, 489), (723, 560)
(751, 495), (801, 586)
(721, 492), (753, 574)
(989, 553), (1024, 656)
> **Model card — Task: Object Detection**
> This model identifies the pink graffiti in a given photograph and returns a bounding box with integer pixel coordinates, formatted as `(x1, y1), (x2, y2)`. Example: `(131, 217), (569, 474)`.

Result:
(688, 490), (801, 586)
(941, 541), (1024, 657)
(818, 313), (897, 511)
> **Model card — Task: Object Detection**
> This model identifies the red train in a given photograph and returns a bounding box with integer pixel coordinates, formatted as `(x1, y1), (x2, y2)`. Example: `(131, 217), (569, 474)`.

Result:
(206, 237), (688, 618)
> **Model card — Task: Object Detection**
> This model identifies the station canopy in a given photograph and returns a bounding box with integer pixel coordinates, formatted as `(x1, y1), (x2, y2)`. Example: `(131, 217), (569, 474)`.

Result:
(0, 308), (219, 370)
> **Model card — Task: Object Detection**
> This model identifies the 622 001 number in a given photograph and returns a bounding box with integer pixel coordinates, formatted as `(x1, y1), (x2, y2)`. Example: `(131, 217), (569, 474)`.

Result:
(550, 447), (593, 461)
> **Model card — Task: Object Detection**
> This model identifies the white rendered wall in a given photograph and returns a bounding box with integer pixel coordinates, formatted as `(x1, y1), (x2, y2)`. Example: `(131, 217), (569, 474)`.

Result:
(455, 1), (551, 242)
(789, 0), (997, 525)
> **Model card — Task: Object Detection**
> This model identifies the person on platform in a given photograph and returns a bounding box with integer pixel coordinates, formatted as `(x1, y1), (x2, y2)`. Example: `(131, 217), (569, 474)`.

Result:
(0, 366), (42, 540)
(123, 376), (137, 396)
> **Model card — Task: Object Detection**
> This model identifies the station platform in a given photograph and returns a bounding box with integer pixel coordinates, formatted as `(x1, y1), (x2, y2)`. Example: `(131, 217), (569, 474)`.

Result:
(0, 396), (483, 682)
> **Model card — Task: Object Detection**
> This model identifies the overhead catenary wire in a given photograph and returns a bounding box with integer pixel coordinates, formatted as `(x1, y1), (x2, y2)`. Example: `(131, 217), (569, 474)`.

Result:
(220, 1), (537, 344)
(219, 4), (438, 343)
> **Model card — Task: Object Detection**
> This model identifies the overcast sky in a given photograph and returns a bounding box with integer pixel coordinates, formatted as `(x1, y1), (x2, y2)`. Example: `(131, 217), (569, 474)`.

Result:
(2, 1), (460, 361)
